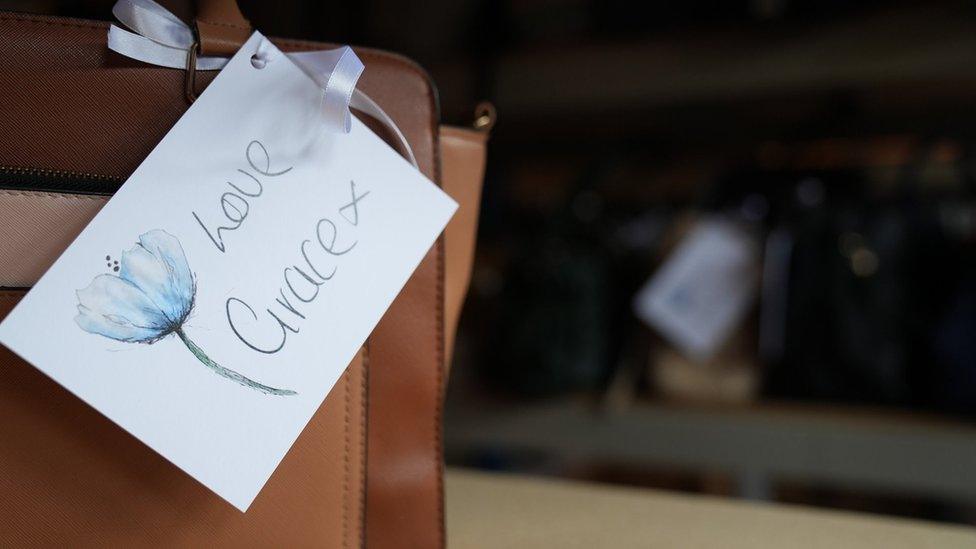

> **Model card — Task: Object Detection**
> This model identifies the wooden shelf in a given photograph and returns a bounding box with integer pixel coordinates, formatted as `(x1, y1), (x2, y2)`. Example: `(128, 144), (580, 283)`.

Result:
(492, 5), (976, 116)
(445, 399), (976, 502)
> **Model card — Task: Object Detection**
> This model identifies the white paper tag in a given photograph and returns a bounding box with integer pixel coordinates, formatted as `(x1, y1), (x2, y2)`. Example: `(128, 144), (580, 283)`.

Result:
(633, 217), (758, 362)
(0, 32), (456, 511)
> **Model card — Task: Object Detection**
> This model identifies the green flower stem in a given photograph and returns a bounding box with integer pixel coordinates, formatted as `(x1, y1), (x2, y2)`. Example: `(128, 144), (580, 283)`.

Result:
(176, 329), (297, 396)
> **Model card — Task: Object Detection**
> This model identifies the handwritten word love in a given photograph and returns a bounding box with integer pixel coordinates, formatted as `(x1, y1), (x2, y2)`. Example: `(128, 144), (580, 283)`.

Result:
(192, 140), (292, 253)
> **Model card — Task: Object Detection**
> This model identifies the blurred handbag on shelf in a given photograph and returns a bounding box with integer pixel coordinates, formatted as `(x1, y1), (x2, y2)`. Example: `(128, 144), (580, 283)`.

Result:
(763, 167), (974, 413)
(0, 1), (489, 547)
(707, 151), (976, 415)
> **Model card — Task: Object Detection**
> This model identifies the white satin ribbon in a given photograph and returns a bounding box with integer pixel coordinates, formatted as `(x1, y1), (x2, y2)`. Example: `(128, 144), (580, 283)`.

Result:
(107, 0), (417, 168)
(108, 0), (229, 71)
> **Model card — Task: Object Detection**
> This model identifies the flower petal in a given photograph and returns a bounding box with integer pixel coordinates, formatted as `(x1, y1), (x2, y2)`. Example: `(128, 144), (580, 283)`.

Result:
(119, 230), (194, 324)
(74, 274), (172, 343)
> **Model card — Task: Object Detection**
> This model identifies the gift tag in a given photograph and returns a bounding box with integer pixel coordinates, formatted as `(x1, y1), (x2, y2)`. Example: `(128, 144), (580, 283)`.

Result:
(0, 32), (456, 511)
(633, 217), (759, 362)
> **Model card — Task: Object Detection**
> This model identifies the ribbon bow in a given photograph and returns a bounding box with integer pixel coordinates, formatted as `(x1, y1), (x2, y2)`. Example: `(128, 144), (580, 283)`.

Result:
(107, 0), (417, 167)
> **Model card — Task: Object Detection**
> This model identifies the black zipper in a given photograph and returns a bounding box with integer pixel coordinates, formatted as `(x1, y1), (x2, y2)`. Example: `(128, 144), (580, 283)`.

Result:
(0, 165), (122, 195)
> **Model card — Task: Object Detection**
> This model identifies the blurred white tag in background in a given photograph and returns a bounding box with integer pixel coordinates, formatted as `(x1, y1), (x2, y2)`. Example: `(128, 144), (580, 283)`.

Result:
(633, 217), (759, 362)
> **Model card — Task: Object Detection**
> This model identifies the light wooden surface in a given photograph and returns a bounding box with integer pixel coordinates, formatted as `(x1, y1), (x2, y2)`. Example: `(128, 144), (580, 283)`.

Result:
(445, 468), (976, 548)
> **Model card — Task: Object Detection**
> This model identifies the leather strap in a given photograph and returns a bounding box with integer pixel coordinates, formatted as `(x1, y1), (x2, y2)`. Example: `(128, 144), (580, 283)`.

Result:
(194, 0), (251, 56)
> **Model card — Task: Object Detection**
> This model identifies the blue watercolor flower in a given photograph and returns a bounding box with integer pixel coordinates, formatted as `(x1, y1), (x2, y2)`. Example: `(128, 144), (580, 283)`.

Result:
(75, 229), (296, 396)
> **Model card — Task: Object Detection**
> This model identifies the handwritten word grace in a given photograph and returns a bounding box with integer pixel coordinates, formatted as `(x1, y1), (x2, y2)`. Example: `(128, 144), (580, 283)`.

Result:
(226, 179), (370, 354)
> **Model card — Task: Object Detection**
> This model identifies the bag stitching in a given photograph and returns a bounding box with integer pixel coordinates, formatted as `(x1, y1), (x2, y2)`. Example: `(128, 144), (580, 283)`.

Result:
(434, 222), (446, 549)
(0, 190), (106, 202)
(0, 13), (104, 30)
(196, 19), (250, 30)
(431, 78), (446, 549)
(343, 364), (351, 549)
(359, 342), (369, 549)
(0, 12), (435, 93)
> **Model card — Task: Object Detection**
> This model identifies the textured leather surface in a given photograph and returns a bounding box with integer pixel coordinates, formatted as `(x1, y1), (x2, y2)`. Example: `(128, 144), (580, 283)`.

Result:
(439, 126), (488, 367)
(0, 289), (367, 548)
(0, 190), (106, 287)
(0, 11), (464, 548)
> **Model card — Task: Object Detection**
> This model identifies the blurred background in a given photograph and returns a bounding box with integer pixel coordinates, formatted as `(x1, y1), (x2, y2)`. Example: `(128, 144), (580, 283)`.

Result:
(8, 0), (976, 527)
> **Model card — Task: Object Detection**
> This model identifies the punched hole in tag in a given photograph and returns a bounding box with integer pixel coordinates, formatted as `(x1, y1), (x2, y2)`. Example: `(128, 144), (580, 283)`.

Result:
(250, 54), (268, 69)
(250, 38), (272, 69)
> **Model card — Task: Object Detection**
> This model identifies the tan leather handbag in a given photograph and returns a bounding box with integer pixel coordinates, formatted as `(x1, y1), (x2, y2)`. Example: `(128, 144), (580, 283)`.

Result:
(0, 1), (488, 546)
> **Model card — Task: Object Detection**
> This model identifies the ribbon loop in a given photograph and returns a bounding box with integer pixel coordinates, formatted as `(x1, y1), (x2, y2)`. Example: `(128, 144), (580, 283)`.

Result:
(113, 0), (193, 49)
(109, 0), (227, 70)
(289, 48), (363, 134)
(105, 0), (417, 168)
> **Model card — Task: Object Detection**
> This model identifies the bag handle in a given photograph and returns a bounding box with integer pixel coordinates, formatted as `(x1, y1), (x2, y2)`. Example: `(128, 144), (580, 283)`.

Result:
(194, 0), (252, 56)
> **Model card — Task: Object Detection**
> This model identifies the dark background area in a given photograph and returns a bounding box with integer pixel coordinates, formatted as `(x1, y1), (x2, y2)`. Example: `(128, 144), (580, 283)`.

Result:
(6, 0), (976, 527)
